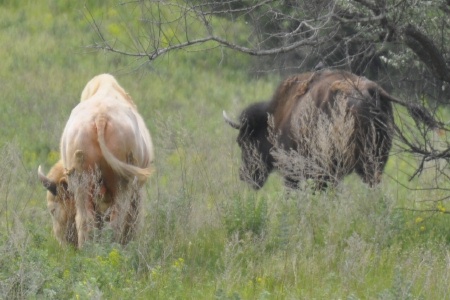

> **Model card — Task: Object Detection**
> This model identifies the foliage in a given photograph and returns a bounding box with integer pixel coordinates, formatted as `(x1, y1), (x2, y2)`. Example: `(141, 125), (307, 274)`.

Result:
(0, 1), (450, 299)
(87, 0), (450, 186)
(223, 192), (268, 238)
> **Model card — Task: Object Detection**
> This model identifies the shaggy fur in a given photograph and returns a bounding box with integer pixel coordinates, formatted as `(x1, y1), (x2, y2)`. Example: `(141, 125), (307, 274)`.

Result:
(226, 70), (398, 189)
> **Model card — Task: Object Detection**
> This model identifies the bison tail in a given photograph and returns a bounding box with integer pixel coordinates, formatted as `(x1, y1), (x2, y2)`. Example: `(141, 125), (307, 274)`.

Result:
(95, 115), (152, 183)
(378, 88), (439, 130)
(405, 103), (439, 130)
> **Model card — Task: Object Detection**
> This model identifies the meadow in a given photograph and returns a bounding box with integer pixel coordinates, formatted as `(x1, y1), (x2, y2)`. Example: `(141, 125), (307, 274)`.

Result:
(1, 1), (450, 299)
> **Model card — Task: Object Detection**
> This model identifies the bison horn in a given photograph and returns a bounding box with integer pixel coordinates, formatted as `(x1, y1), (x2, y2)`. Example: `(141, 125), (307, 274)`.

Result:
(37, 165), (58, 196)
(223, 111), (240, 129)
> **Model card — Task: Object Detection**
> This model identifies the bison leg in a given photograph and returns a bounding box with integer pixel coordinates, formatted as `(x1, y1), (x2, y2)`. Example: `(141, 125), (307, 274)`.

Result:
(73, 176), (96, 248)
(120, 188), (141, 244)
(111, 179), (141, 245)
(113, 153), (141, 244)
(69, 155), (98, 248)
(355, 129), (391, 187)
(118, 153), (142, 244)
(356, 162), (383, 187)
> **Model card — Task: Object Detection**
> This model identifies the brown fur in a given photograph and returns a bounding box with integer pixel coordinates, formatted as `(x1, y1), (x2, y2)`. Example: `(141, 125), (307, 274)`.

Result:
(230, 70), (396, 189)
(269, 72), (316, 129)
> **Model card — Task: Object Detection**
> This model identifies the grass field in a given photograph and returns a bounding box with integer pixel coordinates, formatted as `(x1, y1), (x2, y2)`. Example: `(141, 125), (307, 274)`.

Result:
(1, 1), (450, 299)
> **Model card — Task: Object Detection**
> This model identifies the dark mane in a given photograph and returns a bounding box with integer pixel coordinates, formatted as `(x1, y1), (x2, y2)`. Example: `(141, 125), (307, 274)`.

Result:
(239, 101), (270, 133)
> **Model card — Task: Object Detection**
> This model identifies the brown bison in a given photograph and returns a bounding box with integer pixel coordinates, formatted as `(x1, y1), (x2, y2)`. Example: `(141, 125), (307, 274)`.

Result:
(224, 69), (435, 189)
(38, 74), (154, 248)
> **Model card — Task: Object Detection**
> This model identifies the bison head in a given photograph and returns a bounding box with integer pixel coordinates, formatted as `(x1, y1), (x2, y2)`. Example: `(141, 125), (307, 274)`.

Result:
(38, 161), (77, 246)
(224, 102), (274, 189)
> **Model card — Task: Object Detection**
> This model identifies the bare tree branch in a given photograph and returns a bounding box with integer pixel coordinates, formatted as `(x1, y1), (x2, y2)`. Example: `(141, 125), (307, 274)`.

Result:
(332, 13), (386, 24)
(352, 0), (380, 13)
(191, 0), (276, 16)
(88, 31), (322, 60)
(403, 24), (450, 83)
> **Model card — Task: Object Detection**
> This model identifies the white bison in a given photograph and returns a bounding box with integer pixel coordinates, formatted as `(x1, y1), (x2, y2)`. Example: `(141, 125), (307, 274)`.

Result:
(38, 74), (154, 248)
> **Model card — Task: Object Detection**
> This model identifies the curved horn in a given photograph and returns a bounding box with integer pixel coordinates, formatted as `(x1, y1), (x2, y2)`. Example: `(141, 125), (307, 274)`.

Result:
(223, 110), (241, 129)
(38, 165), (57, 196)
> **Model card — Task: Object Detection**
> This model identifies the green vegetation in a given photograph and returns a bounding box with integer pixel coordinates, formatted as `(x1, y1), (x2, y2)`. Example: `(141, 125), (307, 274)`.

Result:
(1, 1), (449, 299)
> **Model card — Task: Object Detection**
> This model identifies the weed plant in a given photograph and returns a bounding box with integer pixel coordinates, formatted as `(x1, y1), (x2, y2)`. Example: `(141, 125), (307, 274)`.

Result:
(0, 1), (450, 299)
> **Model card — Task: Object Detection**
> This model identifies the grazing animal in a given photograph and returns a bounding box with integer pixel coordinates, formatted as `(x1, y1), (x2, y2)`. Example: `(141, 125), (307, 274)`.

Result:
(224, 69), (436, 189)
(38, 161), (77, 245)
(38, 74), (154, 248)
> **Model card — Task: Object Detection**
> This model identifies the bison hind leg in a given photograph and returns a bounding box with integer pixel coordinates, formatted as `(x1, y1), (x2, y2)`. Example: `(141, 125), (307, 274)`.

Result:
(67, 163), (101, 248)
(111, 179), (142, 245)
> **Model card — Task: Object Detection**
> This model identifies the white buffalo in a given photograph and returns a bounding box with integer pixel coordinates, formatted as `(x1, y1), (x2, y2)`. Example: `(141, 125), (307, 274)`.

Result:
(38, 74), (154, 248)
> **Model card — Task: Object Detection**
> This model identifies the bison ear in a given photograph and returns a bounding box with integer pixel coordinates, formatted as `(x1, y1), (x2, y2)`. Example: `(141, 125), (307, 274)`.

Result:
(37, 165), (58, 196)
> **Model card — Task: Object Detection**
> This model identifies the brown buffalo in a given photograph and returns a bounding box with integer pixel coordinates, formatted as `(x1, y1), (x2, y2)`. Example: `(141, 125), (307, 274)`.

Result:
(38, 74), (154, 248)
(224, 69), (435, 189)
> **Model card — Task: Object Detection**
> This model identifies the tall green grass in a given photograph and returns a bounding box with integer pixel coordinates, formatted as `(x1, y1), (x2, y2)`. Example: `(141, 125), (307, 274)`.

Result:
(1, 1), (450, 299)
